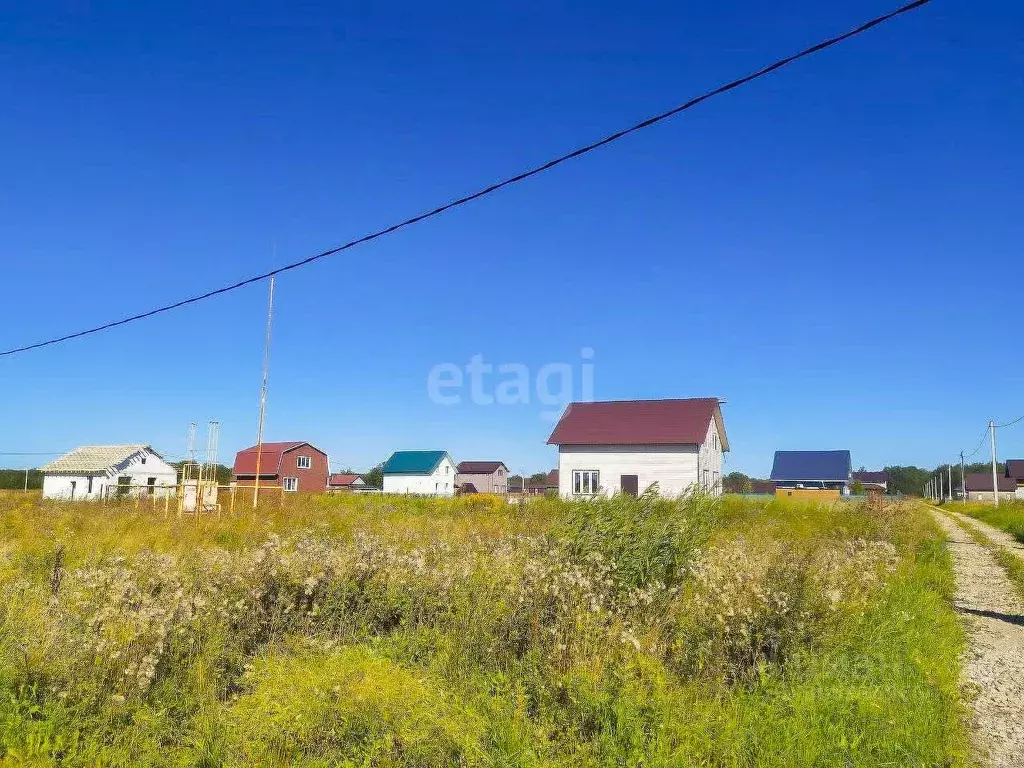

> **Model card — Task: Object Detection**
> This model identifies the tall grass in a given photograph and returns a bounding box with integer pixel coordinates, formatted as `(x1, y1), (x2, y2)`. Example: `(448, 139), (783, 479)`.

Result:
(0, 493), (968, 766)
(955, 499), (1024, 543)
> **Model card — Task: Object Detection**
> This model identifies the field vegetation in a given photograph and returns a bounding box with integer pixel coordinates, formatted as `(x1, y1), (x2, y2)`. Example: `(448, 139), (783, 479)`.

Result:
(0, 491), (968, 766)
(957, 499), (1024, 544)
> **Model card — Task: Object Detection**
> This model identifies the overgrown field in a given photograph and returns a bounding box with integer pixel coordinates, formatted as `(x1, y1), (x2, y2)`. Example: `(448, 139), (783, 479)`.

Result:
(0, 492), (969, 766)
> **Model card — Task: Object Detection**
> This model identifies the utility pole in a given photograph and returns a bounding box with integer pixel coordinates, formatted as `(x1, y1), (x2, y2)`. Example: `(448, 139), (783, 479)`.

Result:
(24, 467), (29, 493)
(948, 463), (953, 504)
(960, 451), (967, 502)
(990, 420), (999, 508)
(253, 275), (275, 509)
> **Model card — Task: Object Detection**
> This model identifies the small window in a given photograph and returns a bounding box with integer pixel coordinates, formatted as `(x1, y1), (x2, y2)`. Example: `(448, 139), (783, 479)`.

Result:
(283, 477), (299, 492)
(87, 476), (93, 494)
(147, 477), (156, 496)
(297, 455), (312, 469)
(712, 471), (719, 491)
(141, 455), (147, 465)
(445, 464), (449, 474)
(703, 469), (710, 490)
(572, 470), (599, 495)
(712, 433), (717, 450)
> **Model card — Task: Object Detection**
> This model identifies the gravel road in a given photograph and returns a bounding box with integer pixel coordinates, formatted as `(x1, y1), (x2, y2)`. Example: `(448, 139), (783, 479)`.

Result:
(931, 508), (1024, 768)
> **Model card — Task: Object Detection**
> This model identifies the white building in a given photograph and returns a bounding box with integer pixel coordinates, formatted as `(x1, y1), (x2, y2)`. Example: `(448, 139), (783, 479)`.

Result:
(546, 398), (728, 498)
(381, 450), (458, 496)
(40, 445), (177, 501)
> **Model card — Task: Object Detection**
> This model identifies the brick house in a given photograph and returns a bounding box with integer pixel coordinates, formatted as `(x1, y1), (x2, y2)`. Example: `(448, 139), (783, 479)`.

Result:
(232, 441), (329, 493)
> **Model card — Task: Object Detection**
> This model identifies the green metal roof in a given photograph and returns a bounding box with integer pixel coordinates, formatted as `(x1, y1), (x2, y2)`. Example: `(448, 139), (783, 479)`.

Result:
(381, 450), (451, 475)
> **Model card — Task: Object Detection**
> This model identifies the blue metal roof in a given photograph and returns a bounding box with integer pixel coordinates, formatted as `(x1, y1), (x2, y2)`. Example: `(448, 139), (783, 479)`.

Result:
(381, 450), (451, 475)
(770, 450), (852, 482)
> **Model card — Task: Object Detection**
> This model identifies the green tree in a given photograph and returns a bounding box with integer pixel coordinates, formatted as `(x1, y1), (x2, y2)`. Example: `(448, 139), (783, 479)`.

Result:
(362, 465), (383, 490)
(723, 472), (753, 493)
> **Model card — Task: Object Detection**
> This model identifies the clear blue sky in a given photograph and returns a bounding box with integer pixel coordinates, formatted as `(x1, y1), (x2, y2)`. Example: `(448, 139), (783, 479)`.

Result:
(1, 0), (1021, 477)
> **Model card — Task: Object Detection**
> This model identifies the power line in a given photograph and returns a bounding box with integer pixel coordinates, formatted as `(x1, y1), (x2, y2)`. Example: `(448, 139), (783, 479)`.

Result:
(995, 414), (1024, 429)
(964, 426), (989, 460)
(0, 0), (934, 359)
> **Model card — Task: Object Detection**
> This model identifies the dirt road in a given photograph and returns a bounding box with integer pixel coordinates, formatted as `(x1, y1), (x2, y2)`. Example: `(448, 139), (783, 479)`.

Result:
(930, 507), (1024, 767)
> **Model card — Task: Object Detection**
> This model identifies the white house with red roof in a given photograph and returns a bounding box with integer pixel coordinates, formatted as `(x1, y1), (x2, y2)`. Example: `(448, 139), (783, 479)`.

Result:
(546, 398), (728, 498)
(232, 441), (329, 493)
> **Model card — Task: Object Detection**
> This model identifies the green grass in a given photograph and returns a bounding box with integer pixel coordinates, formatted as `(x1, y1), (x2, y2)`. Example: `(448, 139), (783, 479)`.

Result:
(954, 499), (1024, 544)
(0, 492), (970, 766)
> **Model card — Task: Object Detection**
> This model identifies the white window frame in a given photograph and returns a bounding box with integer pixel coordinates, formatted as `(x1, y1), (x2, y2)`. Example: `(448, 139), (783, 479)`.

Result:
(283, 477), (299, 492)
(296, 455), (312, 470)
(703, 469), (710, 490)
(572, 470), (600, 496)
(713, 471), (720, 491)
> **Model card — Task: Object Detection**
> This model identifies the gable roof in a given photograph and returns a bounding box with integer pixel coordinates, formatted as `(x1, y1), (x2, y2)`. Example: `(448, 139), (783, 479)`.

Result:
(457, 461), (508, 474)
(965, 473), (1017, 493)
(546, 398), (728, 449)
(382, 450), (452, 475)
(327, 473), (364, 487)
(852, 470), (889, 486)
(233, 442), (322, 477)
(1006, 460), (1024, 481)
(770, 451), (852, 482)
(41, 445), (158, 474)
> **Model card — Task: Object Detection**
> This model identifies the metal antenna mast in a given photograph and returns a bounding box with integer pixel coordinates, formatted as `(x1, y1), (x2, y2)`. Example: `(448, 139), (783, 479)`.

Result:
(253, 275), (275, 508)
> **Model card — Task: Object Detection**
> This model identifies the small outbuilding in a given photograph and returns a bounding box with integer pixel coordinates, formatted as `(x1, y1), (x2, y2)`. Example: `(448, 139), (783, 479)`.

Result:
(770, 450), (852, 498)
(40, 445), (177, 501)
(326, 473), (372, 493)
(964, 473), (1018, 503)
(382, 451), (458, 496)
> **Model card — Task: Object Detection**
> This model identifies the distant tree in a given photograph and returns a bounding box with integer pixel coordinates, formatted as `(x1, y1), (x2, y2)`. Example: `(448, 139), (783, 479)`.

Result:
(362, 465), (383, 490)
(723, 471), (753, 494)
(528, 472), (549, 484)
(850, 480), (865, 495)
(173, 461), (232, 485)
(0, 469), (42, 490)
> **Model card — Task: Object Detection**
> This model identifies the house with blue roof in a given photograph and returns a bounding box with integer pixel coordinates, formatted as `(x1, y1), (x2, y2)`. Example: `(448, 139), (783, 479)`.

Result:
(381, 450), (458, 496)
(770, 450), (852, 498)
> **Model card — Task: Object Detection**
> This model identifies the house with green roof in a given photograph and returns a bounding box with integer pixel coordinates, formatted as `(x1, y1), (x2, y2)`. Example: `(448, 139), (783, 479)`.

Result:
(381, 450), (458, 496)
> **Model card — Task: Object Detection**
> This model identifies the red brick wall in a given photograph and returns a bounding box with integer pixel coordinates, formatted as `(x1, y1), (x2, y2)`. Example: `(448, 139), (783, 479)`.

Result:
(234, 445), (329, 493)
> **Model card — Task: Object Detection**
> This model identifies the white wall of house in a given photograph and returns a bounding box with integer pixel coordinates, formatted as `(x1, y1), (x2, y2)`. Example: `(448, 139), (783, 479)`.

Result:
(383, 456), (458, 496)
(556, 444), (697, 498)
(42, 449), (177, 501)
(456, 469), (508, 494)
(557, 421), (725, 499)
(968, 490), (1019, 503)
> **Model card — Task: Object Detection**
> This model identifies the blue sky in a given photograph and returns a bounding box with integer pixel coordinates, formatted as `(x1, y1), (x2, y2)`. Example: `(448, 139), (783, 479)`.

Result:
(1, 0), (1021, 477)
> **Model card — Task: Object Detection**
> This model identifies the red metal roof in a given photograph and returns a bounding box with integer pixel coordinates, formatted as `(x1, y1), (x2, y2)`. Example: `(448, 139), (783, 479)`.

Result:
(233, 442), (314, 476)
(547, 398), (725, 447)
(327, 473), (362, 487)
(1006, 460), (1024, 481)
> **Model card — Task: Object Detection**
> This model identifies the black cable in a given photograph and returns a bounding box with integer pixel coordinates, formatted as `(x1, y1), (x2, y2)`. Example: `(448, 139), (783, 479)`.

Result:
(995, 415), (1024, 429)
(0, 0), (934, 358)
(964, 427), (990, 460)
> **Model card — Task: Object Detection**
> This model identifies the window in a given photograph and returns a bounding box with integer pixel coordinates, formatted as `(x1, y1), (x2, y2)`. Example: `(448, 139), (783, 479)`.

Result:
(141, 456), (146, 465)
(572, 470), (600, 495)
(712, 471), (719, 491)
(712, 433), (717, 451)
(147, 477), (156, 496)
(703, 469), (710, 490)
(296, 455), (312, 469)
(87, 476), (93, 494)
(445, 464), (449, 474)
(283, 477), (299, 492)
